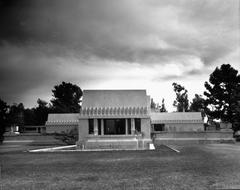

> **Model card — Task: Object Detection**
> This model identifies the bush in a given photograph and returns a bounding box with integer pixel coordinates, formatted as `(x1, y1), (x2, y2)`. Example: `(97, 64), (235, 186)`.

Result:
(54, 127), (78, 145)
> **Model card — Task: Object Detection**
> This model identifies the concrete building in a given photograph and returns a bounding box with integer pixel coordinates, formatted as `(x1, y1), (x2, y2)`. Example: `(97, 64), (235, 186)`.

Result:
(77, 90), (152, 149)
(45, 114), (79, 133)
(45, 89), (234, 149)
(151, 112), (204, 132)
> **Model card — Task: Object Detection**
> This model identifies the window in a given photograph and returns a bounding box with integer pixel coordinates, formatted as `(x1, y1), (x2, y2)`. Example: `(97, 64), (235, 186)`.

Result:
(135, 118), (141, 132)
(88, 119), (94, 134)
(154, 124), (165, 131)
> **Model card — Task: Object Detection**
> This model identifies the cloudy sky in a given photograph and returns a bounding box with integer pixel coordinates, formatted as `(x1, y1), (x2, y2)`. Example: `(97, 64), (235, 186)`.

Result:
(0, 0), (239, 111)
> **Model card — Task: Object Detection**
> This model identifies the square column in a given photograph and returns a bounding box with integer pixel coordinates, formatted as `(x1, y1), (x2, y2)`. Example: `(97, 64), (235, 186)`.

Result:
(94, 118), (98, 135)
(101, 119), (104, 135)
(131, 118), (135, 134)
(125, 119), (128, 135)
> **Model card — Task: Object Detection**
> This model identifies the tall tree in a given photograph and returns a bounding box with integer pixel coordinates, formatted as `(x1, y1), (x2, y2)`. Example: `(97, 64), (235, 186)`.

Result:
(51, 82), (83, 113)
(189, 94), (207, 119)
(150, 98), (156, 109)
(24, 108), (37, 126)
(204, 64), (240, 123)
(0, 98), (8, 142)
(190, 94), (206, 112)
(230, 85), (240, 132)
(34, 98), (50, 125)
(159, 98), (167, 112)
(172, 82), (189, 112)
(7, 103), (24, 131)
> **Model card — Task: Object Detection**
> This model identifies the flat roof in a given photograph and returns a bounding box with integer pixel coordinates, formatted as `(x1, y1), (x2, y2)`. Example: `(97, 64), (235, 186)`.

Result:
(46, 113), (79, 125)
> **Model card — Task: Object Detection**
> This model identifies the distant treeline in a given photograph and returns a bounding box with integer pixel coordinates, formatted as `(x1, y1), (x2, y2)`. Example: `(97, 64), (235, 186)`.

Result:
(1, 64), (240, 142)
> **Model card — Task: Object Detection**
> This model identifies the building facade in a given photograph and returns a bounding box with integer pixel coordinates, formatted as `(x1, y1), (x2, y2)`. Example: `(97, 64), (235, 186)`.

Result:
(77, 90), (152, 149)
(45, 114), (79, 133)
(45, 89), (212, 149)
(151, 112), (204, 132)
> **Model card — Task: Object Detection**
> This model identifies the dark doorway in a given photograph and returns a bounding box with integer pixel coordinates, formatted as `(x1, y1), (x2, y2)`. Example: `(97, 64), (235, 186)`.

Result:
(98, 119), (101, 135)
(88, 119), (94, 134)
(154, 124), (165, 131)
(104, 119), (126, 135)
(127, 119), (131, 134)
(135, 118), (141, 132)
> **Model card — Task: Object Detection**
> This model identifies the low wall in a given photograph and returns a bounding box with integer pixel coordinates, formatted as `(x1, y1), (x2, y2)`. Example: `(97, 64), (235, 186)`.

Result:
(22, 126), (46, 134)
(153, 131), (235, 145)
(77, 135), (152, 150)
(3, 133), (66, 145)
(163, 123), (204, 132)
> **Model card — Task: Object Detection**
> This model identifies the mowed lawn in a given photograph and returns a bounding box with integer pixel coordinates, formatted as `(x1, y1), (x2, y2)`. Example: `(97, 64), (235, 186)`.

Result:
(1, 144), (240, 190)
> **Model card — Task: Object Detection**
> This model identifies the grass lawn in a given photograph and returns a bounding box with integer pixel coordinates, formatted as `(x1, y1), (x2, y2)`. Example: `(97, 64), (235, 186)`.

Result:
(1, 144), (240, 190)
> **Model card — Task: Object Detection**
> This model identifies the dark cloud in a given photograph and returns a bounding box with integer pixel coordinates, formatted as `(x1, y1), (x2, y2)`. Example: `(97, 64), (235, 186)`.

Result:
(0, 0), (238, 107)
(0, 0), (238, 64)
(0, 43), (57, 103)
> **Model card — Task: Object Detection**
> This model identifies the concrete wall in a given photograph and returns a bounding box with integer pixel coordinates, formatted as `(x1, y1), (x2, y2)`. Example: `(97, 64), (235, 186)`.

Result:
(46, 125), (77, 134)
(153, 131), (235, 145)
(163, 123), (204, 132)
(78, 119), (89, 142)
(153, 131), (233, 138)
(141, 118), (151, 139)
(85, 139), (138, 149)
(83, 135), (151, 150)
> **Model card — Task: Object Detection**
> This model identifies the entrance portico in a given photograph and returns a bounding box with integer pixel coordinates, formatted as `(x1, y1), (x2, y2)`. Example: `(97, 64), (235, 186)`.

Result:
(90, 118), (136, 136)
(77, 90), (152, 149)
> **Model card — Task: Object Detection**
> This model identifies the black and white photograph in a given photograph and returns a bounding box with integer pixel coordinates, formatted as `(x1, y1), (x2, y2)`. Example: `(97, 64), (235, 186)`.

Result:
(0, 0), (240, 189)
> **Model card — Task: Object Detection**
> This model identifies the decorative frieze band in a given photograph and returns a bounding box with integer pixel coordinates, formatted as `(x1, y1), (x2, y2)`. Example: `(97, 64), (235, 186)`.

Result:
(151, 120), (203, 124)
(80, 106), (148, 116)
(45, 120), (79, 125)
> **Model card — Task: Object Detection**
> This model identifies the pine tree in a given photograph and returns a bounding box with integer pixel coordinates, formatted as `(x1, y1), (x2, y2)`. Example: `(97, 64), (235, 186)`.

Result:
(204, 64), (240, 124)
(172, 82), (189, 112)
(160, 98), (167, 112)
(51, 82), (83, 113)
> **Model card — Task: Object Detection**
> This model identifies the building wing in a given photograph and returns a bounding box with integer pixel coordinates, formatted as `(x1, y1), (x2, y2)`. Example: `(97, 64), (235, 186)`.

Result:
(45, 113), (79, 125)
(151, 112), (203, 124)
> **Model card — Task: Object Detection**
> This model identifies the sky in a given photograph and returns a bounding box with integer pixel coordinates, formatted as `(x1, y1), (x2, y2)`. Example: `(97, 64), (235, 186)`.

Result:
(0, 0), (239, 111)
